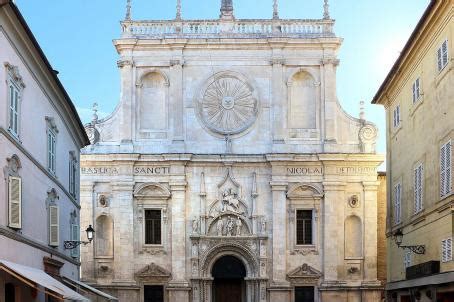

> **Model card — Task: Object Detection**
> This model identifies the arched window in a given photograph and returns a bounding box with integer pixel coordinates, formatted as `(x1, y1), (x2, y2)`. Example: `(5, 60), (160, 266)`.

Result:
(95, 215), (114, 257)
(288, 71), (316, 129)
(139, 72), (168, 132)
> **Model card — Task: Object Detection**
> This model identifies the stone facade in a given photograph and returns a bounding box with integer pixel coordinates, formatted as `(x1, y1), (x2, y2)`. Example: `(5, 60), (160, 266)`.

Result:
(81, 1), (384, 301)
(372, 0), (453, 301)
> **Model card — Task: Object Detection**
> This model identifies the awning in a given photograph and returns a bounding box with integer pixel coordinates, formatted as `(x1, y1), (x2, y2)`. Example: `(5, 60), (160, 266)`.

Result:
(0, 259), (89, 301)
(386, 271), (454, 291)
(62, 276), (118, 301)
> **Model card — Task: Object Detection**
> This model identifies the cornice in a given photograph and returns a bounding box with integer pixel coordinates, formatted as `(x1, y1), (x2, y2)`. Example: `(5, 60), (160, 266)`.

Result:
(0, 225), (80, 266)
(1, 127), (81, 209)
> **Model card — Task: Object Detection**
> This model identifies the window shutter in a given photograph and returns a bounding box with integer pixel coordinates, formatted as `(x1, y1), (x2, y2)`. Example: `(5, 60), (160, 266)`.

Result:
(438, 47), (443, 71)
(49, 206), (59, 246)
(441, 144), (447, 197)
(442, 40), (448, 67)
(446, 141), (452, 195)
(8, 176), (22, 229)
(448, 238), (453, 262)
(394, 183), (401, 224)
(414, 167), (419, 213)
(71, 224), (80, 257)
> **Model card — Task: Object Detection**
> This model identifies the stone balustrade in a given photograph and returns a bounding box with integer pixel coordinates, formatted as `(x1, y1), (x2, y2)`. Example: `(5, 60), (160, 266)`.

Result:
(121, 19), (334, 38)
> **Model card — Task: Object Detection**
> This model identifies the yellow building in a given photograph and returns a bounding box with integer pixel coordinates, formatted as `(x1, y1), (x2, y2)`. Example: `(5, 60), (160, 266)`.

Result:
(373, 0), (453, 301)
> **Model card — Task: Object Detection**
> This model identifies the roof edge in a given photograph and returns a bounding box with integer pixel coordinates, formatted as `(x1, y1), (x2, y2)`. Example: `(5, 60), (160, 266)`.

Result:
(3, 1), (90, 146)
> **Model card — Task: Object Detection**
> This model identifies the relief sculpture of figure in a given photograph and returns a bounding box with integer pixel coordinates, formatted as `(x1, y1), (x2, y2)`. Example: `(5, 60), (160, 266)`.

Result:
(192, 218), (199, 234)
(226, 216), (235, 236)
(221, 188), (242, 214)
(261, 217), (266, 233)
(236, 216), (242, 236)
(217, 218), (224, 236)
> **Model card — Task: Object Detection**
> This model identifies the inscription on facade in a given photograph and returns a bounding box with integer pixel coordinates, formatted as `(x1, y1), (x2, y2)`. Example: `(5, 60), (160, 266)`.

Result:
(287, 167), (323, 175)
(81, 167), (119, 174)
(134, 167), (170, 175)
(336, 167), (377, 175)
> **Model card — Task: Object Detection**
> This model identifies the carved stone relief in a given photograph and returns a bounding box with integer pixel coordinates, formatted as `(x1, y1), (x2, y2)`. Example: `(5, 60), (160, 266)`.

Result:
(197, 72), (259, 136)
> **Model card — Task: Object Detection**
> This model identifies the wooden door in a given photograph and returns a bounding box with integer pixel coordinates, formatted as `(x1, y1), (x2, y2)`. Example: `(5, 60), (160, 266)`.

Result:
(295, 286), (314, 302)
(214, 280), (242, 302)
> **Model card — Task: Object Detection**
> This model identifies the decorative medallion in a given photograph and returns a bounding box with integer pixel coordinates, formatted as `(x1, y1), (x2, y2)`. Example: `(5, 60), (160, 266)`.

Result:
(197, 74), (259, 135)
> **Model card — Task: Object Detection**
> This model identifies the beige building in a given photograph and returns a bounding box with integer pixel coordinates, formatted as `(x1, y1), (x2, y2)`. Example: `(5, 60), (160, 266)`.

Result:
(372, 0), (454, 301)
(81, 1), (385, 301)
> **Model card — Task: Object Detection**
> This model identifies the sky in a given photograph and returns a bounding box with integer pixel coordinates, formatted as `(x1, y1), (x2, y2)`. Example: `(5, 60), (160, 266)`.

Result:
(15, 0), (430, 162)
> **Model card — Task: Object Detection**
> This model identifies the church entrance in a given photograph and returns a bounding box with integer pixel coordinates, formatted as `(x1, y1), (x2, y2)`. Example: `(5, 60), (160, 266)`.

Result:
(212, 255), (246, 302)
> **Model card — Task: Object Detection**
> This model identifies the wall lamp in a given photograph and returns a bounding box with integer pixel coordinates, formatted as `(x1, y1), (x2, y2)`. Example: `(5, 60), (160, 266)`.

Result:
(393, 229), (425, 254)
(64, 225), (95, 250)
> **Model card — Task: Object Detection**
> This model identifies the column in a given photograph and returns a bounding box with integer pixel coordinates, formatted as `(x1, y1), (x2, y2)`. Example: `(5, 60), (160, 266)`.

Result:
(362, 181), (380, 283)
(322, 182), (346, 282)
(170, 56), (184, 143)
(117, 59), (134, 144)
(168, 180), (190, 302)
(269, 181), (291, 302)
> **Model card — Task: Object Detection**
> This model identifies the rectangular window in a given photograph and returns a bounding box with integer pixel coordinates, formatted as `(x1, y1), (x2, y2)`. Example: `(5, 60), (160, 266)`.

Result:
(295, 286), (314, 302)
(47, 130), (56, 173)
(414, 163), (424, 214)
(145, 210), (161, 245)
(394, 182), (402, 225)
(69, 156), (77, 198)
(296, 210), (313, 245)
(441, 141), (452, 198)
(393, 105), (401, 128)
(8, 82), (20, 136)
(8, 176), (22, 229)
(412, 78), (421, 103)
(404, 250), (412, 268)
(438, 39), (449, 72)
(49, 205), (59, 246)
(442, 238), (452, 263)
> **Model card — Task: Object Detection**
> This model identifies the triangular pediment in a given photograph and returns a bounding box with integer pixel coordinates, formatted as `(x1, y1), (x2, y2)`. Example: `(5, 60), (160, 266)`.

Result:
(135, 263), (171, 279)
(287, 263), (322, 279)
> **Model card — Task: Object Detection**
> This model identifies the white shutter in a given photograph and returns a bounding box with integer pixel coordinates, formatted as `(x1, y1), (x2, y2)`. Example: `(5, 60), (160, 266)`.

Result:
(404, 251), (412, 268)
(442, 239), (452, 263)
(8, 176), (22, 229)
(394, 183), (401, 224)
(414, 167), (419, 213)
(70, 224), (80, 257)
(442, 40), (449, 67)
(441, 144), (447, 197)
(49, 206), (59, 246)
(446, 141), (452, 195)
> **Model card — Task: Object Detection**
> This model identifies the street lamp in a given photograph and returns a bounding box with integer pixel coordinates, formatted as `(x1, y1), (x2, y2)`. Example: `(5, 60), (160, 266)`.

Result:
(64, 225), (95, 250)
(393, 229), (425, 255)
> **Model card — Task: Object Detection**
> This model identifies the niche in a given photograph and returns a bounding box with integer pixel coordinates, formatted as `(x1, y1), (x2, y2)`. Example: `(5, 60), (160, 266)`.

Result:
(288, 71), (316, 129)
(139, 72), (168, 131)
(95, 215), (114, 257)
(345, 215), (363, 258)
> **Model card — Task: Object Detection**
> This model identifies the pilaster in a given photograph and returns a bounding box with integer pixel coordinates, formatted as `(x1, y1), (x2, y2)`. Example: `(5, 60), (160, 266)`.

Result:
(322, 181), (346, 282)
(362, 181), (380, 283)
(118, 59), (134, 144)
(169, 56), (184, 143)
(321, 58), (339, 143)
(270, 54), (285, 144)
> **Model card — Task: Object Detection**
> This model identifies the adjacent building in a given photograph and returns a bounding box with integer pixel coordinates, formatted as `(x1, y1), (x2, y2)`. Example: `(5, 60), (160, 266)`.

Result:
(0, 1), (111, 301)
(372, 0), (453, 301)
(81, 1), (386, 301)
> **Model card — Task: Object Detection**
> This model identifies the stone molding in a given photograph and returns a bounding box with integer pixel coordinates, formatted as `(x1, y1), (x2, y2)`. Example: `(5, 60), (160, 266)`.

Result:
(0, 225), (80, 266)
(0, 128), (80, 209)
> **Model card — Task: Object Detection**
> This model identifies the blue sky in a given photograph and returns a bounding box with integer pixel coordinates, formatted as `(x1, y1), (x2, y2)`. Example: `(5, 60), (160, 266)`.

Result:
(15, 0), (430, 159)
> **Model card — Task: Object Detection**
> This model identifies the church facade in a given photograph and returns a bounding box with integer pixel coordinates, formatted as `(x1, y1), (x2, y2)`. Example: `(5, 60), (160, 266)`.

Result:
(80, 1), (384, 301)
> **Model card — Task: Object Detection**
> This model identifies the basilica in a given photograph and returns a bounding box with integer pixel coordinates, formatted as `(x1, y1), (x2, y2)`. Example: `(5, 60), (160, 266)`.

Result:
(80, 1), (385, 301)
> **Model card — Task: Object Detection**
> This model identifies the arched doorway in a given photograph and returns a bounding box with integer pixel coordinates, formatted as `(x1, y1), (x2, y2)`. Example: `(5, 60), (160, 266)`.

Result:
(212, 255), (246, 302)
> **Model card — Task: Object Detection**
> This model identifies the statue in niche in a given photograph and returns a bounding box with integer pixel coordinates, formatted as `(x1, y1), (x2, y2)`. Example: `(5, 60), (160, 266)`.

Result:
(192, 218), (199, 234)
(217, 218), (224, 236)
(221, 188), (242, 214)
(260, 217), (267, 233)
(236, 216), (242, 236)
(226, 216), (235, 236)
